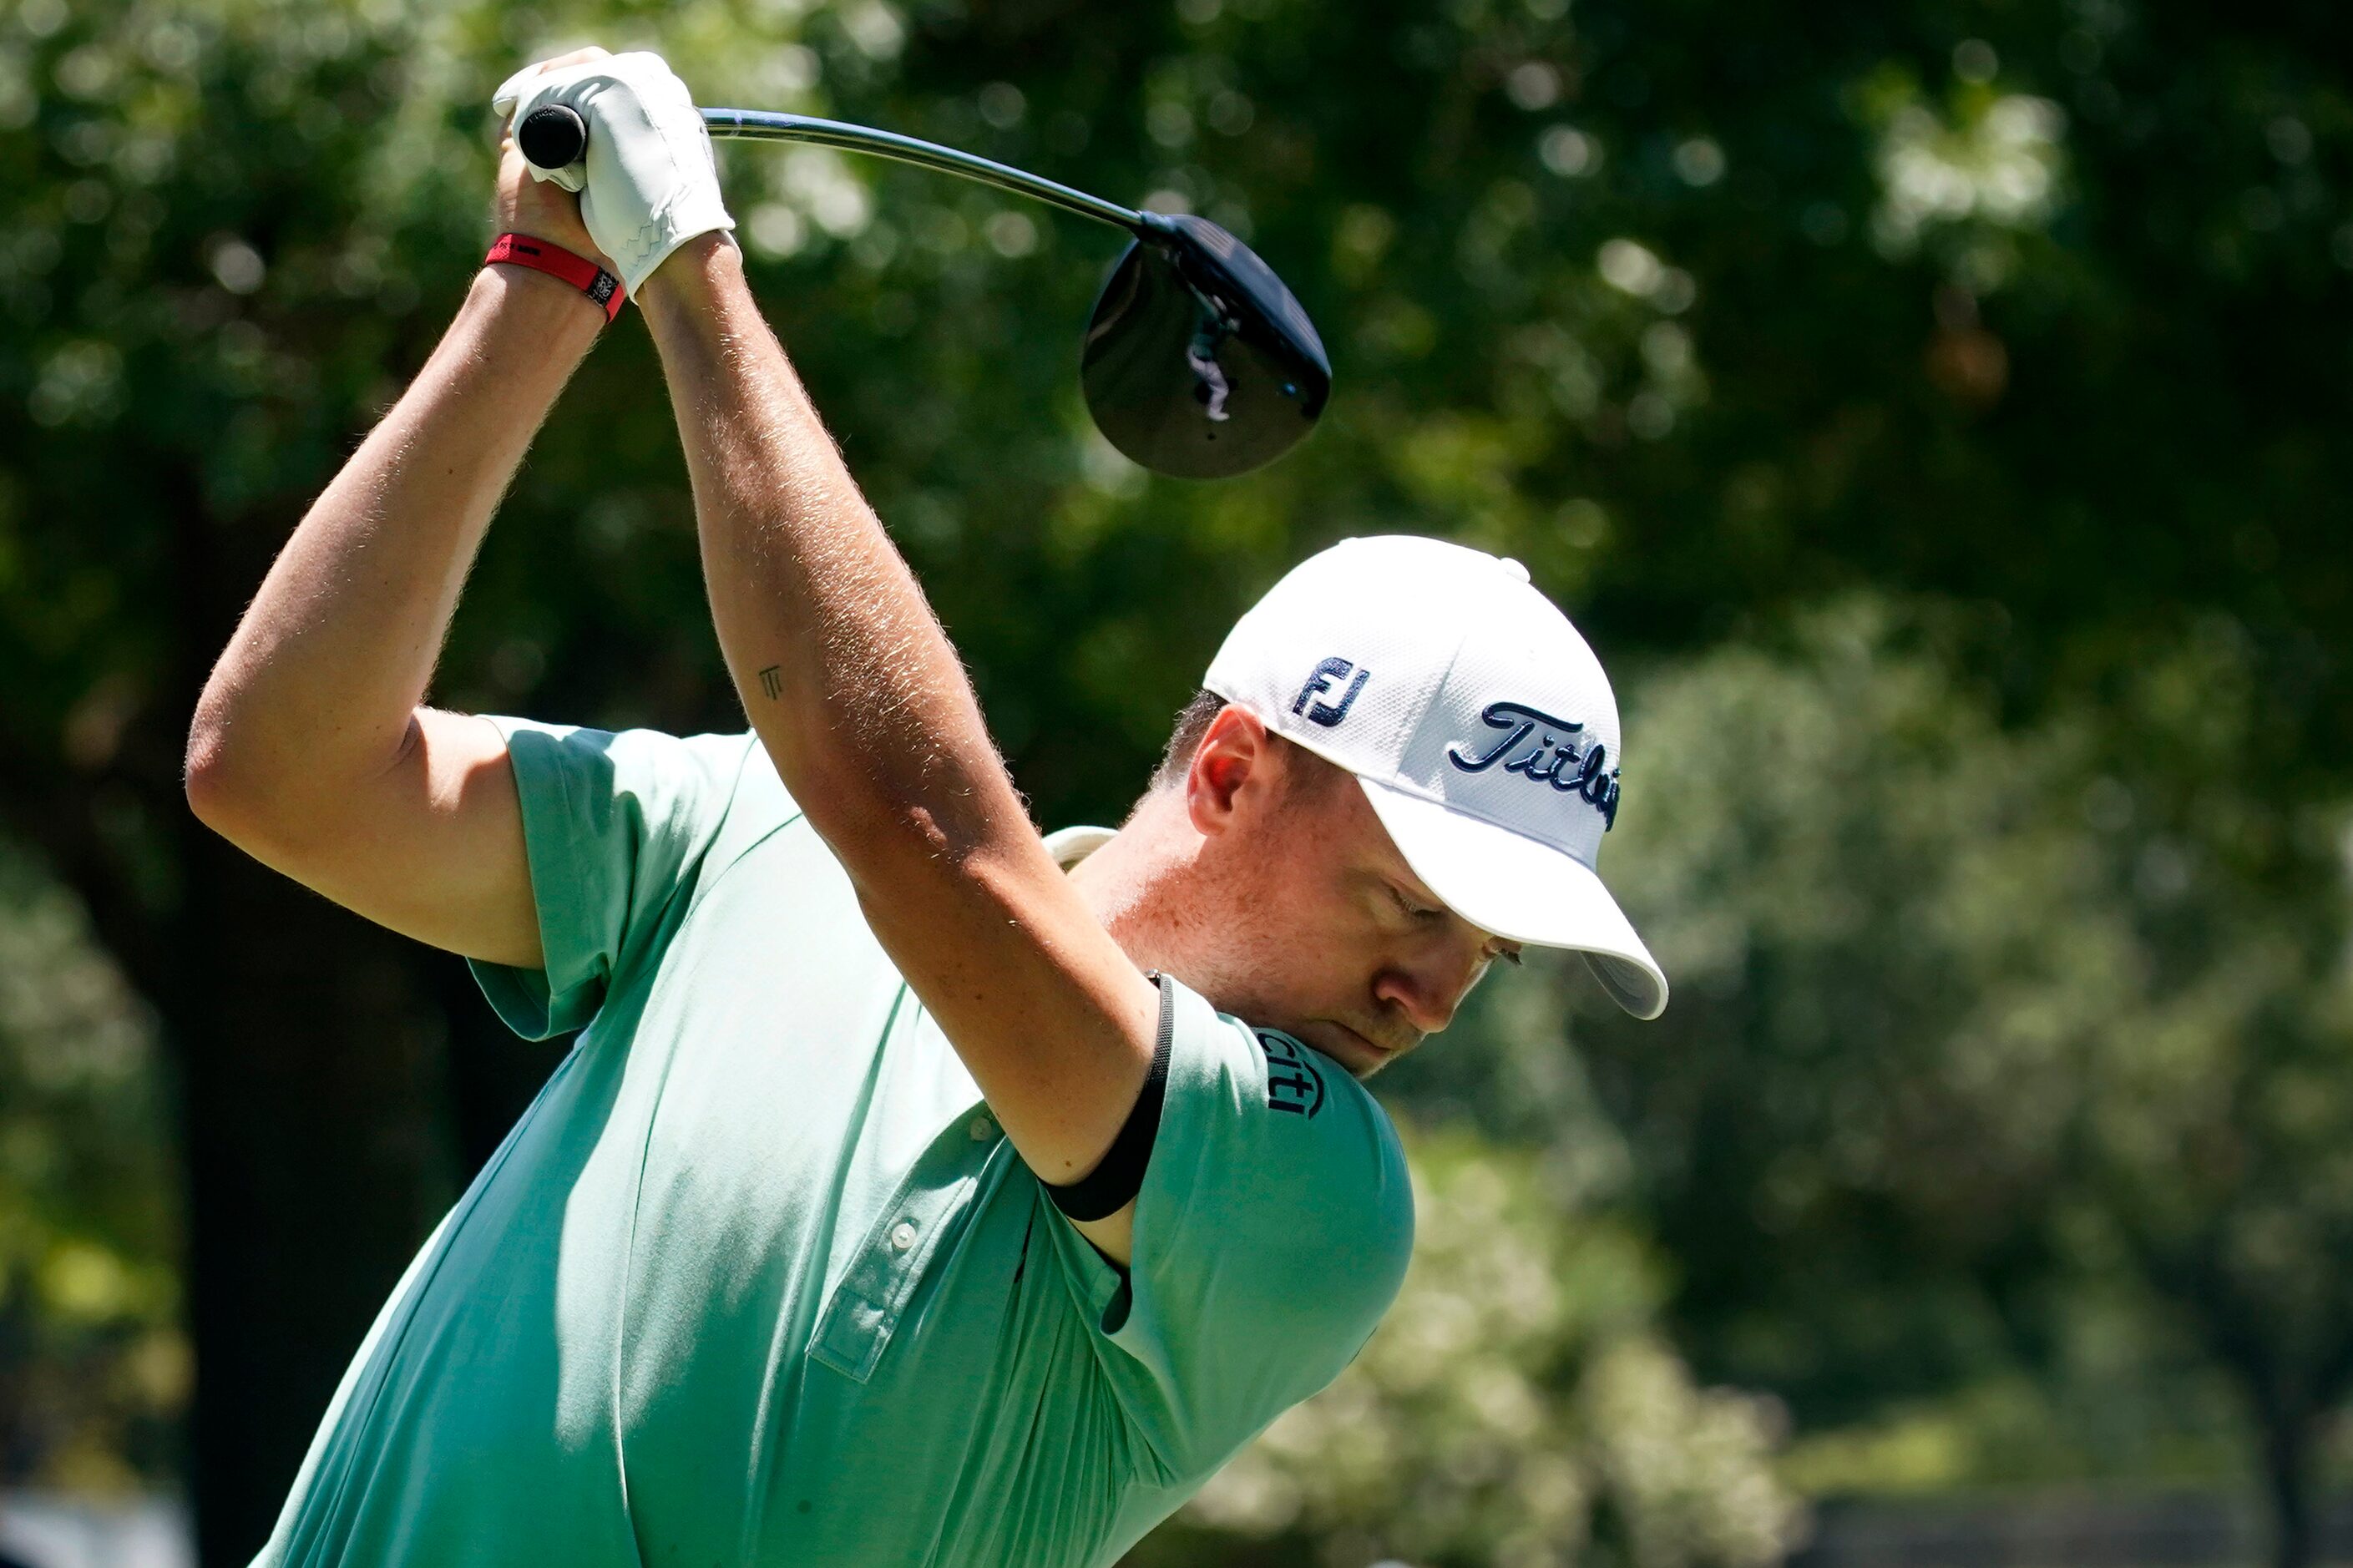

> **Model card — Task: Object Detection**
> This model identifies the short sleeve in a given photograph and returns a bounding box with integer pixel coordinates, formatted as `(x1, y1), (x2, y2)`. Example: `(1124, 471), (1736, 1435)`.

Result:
(1046, 975), (1415, 1477)
(464, 716), (759, 1040)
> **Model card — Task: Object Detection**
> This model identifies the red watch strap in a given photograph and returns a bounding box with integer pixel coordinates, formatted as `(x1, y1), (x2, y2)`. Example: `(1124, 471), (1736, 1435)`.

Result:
(484, 232), (625, 322)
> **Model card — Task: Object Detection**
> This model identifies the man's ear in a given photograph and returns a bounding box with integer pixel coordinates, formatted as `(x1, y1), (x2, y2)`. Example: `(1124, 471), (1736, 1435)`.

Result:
(1185, 704), (1273, 837)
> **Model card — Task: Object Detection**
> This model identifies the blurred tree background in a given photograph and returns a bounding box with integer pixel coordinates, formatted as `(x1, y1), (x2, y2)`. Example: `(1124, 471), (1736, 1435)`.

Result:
(2, 0), (2350, 1564)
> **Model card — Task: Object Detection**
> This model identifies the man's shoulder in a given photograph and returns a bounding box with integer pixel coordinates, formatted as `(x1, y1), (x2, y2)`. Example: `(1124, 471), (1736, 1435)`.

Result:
(1164, 986), (1414, 1245)
(1185, 999), (1399, 1146)
(1103, 988), (1415, 1476)
(1240, 1024), (1356, 1125)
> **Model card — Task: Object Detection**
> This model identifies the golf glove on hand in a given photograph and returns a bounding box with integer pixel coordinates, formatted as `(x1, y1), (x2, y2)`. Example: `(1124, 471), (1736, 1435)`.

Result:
(493, 51), (736, 297)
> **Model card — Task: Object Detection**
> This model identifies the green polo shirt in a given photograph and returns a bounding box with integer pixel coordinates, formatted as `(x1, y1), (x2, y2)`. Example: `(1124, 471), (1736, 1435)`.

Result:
(251, 717), (1414, 1568)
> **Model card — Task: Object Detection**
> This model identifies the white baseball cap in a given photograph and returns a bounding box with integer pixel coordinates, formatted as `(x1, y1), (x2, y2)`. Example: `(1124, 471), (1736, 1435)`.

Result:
(1203, 534), (1667, 1019)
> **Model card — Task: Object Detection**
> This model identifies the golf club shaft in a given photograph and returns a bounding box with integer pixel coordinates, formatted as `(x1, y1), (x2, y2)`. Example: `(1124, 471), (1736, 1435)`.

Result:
(701, 109), (1145, 234)
(517, 102), (1144, 234)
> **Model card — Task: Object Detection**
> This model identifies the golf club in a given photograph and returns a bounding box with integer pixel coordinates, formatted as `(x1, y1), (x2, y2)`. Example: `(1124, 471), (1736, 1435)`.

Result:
(517, 101), (1331, 479)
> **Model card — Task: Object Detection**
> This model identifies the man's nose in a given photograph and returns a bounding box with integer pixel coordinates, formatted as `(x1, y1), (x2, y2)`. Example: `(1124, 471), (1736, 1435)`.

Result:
(1372, 952), (1476, 1036)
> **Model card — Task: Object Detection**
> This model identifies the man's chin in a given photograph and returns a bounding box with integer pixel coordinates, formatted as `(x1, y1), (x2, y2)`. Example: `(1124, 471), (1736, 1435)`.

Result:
(1301, 1019), (1407, 1079)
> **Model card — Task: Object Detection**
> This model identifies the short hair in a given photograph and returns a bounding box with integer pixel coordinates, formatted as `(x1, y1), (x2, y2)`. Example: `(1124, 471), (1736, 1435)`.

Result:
(1151, 689), (1227, 792)
(1146, 689), (1348, 805)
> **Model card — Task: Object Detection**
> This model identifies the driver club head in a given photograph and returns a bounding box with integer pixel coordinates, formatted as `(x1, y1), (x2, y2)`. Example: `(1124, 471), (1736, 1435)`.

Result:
(1081, 211), (1331, 480)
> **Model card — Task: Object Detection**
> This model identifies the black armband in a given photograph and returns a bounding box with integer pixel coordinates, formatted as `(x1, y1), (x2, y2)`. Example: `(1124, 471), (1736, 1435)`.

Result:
(1045, 971), (1174, 1222)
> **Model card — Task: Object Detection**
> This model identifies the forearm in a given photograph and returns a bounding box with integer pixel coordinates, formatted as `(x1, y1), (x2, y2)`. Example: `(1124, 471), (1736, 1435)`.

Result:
(188, 265), (602, 806)
(637, 235), (1027, 867)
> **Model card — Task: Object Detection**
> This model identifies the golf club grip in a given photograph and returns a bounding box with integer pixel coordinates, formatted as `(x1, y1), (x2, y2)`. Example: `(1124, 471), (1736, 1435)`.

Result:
(516, 104), (587, 170)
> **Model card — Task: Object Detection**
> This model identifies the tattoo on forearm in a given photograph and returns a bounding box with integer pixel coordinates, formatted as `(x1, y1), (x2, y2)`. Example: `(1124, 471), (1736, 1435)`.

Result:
(757, 665), (782, 701)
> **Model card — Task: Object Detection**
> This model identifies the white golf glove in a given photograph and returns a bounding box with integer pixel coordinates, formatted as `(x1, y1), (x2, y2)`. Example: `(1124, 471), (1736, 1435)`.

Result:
(493, 50), (736, 297)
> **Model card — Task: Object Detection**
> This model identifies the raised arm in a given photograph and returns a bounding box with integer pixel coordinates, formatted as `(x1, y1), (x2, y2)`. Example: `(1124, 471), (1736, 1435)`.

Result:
(183, 79), (615, 969)
(638, 235), (1159, 1260)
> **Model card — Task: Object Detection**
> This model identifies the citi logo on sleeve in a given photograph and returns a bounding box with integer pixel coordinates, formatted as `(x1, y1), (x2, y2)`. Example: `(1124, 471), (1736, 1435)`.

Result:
(1291, 657), (1369, 728)
(1448, 701), (1622, 828)
(1256, 1030), (1327, 1118)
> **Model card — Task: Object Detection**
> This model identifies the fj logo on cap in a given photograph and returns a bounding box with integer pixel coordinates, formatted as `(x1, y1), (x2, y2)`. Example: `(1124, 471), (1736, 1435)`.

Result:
(1449, 701), (1622, 828)
(1293, 657), (1369, 727)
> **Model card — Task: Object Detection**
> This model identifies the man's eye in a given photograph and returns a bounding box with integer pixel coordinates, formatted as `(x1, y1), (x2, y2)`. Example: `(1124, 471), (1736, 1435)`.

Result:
(1389, 886), (1438, 921)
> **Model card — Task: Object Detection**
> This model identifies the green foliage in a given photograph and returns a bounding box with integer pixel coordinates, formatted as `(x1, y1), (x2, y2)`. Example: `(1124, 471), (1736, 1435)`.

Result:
(1134, 1129), (1800, 1568)
(1566, 600), (2353, 1506)
(1379, 592), (2353, 1535)
(6, 0), (2353, 1558)
(0, 839), (184, 1492)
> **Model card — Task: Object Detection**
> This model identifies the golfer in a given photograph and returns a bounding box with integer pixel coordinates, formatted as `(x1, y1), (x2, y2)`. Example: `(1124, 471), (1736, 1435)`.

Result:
(185, 48), (1667, 1568)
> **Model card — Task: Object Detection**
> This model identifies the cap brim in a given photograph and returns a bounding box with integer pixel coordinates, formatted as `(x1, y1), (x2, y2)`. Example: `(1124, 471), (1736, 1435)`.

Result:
(1356, 776), (1668, 1020)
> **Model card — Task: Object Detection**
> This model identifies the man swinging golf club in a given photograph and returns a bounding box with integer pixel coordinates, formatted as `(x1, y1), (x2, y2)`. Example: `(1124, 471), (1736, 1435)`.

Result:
(185, 48), (1667, 1568)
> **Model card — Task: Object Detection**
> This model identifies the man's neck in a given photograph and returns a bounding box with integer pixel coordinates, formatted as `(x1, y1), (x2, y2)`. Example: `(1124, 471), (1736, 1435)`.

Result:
(1065, 797), (1212, 989)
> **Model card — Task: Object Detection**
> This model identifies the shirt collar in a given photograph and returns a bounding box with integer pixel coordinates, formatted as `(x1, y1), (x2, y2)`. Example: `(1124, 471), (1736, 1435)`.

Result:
(1042, 825), (1116, 870)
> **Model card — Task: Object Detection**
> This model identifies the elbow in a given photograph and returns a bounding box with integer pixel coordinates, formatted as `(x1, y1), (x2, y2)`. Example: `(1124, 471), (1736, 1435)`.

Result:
(185, 701), (420, 852)
(863, 783), (1010, 866)
(184, 731), (323, 864)
(184, 766), (248, 842)
(181, 695), (326, 849)
(184, 698), (228, 819)
(837, 802), (1045, 931)
(183, 705), (257, 840)
(812, 792), (954, 872)
(183, 655), (255, 827)
(812, 788), (998, 886)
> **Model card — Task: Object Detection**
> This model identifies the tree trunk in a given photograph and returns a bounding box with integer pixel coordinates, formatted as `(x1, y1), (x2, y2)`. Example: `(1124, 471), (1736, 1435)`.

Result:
(174, 825), (450, 1565)
(2261, 1406), (2318, 1568)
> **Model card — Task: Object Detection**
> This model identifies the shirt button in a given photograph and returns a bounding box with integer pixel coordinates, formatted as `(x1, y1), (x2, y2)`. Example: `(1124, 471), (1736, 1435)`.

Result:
(969, 1115), (994, 1141)
(888, 1221), (918, 1252)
